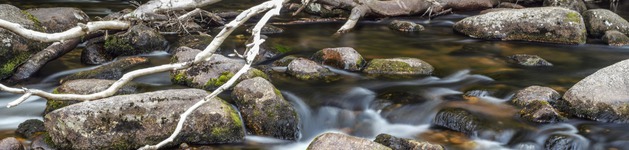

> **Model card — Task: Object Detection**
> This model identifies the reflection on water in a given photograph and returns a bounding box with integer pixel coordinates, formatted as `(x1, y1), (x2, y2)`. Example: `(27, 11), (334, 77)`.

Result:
(1, 0), (629, 149)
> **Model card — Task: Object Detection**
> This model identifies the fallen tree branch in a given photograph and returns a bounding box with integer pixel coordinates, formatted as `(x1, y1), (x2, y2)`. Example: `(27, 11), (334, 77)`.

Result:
(139, 0), (285, 149)
(125, 0), (222, 19)
(0, 20), (129, 42)
(7, 39), (81, 84)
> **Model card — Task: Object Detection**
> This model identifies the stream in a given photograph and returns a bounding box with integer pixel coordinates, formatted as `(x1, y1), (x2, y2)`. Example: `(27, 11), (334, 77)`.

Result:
(1, 0), (629, 149)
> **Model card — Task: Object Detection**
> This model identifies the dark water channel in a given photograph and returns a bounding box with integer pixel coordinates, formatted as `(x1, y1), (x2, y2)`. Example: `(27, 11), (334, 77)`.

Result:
(1, 0), (629, 149)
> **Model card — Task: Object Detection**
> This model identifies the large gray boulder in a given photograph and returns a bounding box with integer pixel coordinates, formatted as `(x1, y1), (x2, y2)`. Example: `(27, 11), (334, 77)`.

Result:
(0, 4), (47, 80)
(307, 133), (391, 150)
(559, 59), (629, 123)
(170, 47), (268, 90)
(582, 9), (629, 38)
(45, 79), (149, 114)
(232, 77), (300, 140)
(45, 89), (244, 149)
(25, 7), (90, 33)
(454, 7), (587, 44)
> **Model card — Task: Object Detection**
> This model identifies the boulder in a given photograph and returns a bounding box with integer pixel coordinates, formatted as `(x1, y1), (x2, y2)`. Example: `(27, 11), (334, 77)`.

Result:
(0, 137), (22, 150)
(286, 58), (338, 81)
(246, 25), (284, 34)
(312, 47), (365, 71)
(232, 77), (300, 140)
(45, 79), (148, 114)
(15, 119), (45, 138)
(307, 133), (391, 150)
(602, 30), (629, 47)
(61, 56), (149, 82)
(363, 58), (433, 77)
(432, 108), (521, 142)
(104, 24), (166, 57)
(511, 86), (561, 107)
(45, 89), (245, 149)
(170, 47), (268, 90)
(542, 0), (586, 13)
(25, 7), (89, 33)
(81, 36), (113, 65)
(0, 4), (47, 80)
(388, 20), (425, 32)
(582, 9), (629, 38)
(544, 134), (588, 150)
(374, 134), (444, 150)
(511, 86), (566, 123)
(30, 134), (54, 150)
(272, 55), (298, 67)
(507, 54), (553, 67)
(559, 59), (629, 123)
(454, 7), (587, 44)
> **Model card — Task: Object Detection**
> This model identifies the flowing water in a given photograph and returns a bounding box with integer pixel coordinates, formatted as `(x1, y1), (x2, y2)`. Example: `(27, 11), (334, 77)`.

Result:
(1, 0), (629, 149)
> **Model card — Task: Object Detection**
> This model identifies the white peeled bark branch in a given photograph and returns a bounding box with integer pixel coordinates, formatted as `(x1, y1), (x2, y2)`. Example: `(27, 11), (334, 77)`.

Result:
(0, 20), (129, 42)
(139, 0), (285, 149)
(126, 0), (222, 19)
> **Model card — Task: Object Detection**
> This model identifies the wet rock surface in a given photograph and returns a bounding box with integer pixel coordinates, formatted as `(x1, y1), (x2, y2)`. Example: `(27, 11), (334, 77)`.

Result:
(286, 58), (338, 81)
(232, 77), (299, 140)
(363, 57), (433, 77)
(172, 35), (213, 51)
(374, 134), (444, 150)
(542, 0), (586, 13)
(62, 56), (149, 82)
(544, 134), (588, 150)
(312, 47), (365, 71)
(0, 4), (47, 80)
(388, 20), (425, 32)
(81, 36), (113, 65)
(25, 7), (90, 33)
(511, 86), (565, 123)
(45, 79), (148, 114)
(511, 86), (560, 107)
(432, 107), (521, 142)
(307, 132), (391, 150)
(602, 30), (629, 47)
(30, 134), (54, 150)
(45, 89), (244, 149)
(104, 24), (166, 57)
(507, 54), (553, 67)
(0, 137), (22, 150)
(170, 47), (268, 90)
(246, 24), (284, 34)
(454, 7), (587, 44)
(583, 9), (629, 38)
(559, 59), (629, 123)
(15, 119), (45, 139)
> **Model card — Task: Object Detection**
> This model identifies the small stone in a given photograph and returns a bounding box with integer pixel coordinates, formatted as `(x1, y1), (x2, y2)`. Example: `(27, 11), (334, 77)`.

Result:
(511, 86), (560, 107)
(0, 137), (23, 150)
(388, 20), (425, 32)
(363, 57), (433, 77)
(507, 54), (553, 67)
(602, 30), (629, 47)
(519, 101), (567, 123)
(286, 58), (338, 81)
(307, 133), (391, 150)
(15, 119), (45, 138)
(312, 47), (365, 71)
(374, 134), (444, 150)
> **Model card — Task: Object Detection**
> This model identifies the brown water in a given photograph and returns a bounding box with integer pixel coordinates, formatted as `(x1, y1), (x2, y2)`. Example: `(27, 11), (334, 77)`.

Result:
(1, 0), (629, 149)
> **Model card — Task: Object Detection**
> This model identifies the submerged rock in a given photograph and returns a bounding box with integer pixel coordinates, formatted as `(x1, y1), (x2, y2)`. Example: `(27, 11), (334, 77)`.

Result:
(559, 59), (629, 123)
(308, 133), (391, 150)
(0, 137), (22, 150)
(312, 47), (365, 71)
(542, 0), (586, 13)
(286, 58), (338, 81)
(544, 134), (588, 150)
(388, 20), (425, 32)
(45, 89), (244, 149)
(583, 9), (629, 38)
(374, 134), (444, 150)
(602, 30), (629, 47)
(363, 57), (433, 77)
(454, 7), (587, 44)
(170, 47), (268, 90)
(507, 54), (553, 67)
(0, 4), (47, 80)
(232, 77), (299, 140)
(272, 55), (298, 67)
(25, 7), (89, 33)
(81, 36), (113, 65)
(172, 35), (213, 52)
(45, 79), (148, 114)
(104, 24), (166, 57)
(246, 24), (284, 34)
(15, 119), (45, 139)
(432, 107), (520, 142)
(62, 56), (149, 82)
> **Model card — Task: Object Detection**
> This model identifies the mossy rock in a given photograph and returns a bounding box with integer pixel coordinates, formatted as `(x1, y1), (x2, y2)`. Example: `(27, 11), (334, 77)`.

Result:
(45, 79), (149, 114)
(583, 9), (629, 38)
(312, 47), (365, 71)
(388, 20), (425, 32)
(104, 24), (166, 56)
(363, 57), (433, 78)
(286, 58), (339, 82)
(602, 30), (629, 47)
